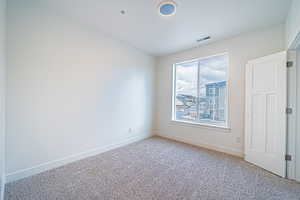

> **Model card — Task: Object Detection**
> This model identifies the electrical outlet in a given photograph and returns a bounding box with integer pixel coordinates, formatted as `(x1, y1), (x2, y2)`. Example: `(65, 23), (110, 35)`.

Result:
(236, 137), (241, 144)
(128, 128), (132, 133)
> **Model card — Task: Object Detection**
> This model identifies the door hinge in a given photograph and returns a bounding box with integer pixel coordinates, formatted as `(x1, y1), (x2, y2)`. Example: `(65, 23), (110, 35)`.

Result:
(286, 108), (293, 114)
(287, 61), (293, 68)
(285, 154), (292, 161)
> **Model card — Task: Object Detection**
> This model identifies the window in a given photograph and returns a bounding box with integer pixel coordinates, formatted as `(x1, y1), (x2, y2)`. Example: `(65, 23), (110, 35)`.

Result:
(173, 54), (228, 128)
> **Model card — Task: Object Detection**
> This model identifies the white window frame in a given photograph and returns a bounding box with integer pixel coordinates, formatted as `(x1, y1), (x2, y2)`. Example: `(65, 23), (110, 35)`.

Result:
(171, 53), (230, 129)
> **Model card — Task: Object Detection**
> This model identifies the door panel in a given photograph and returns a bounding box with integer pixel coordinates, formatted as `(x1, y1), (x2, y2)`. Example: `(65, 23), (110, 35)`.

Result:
(245, 51), (287, 177)
(252, 61), (277, 91)
(266, 93), (278, 154)
(250, 94), (266, 151)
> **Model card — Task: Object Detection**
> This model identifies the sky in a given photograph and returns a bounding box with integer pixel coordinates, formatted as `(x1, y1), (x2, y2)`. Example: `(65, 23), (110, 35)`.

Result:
(175, 54), (228, 96)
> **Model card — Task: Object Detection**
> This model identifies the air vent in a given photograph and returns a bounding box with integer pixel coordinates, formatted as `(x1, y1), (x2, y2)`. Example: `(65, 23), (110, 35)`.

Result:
(197, 36), (211, 43)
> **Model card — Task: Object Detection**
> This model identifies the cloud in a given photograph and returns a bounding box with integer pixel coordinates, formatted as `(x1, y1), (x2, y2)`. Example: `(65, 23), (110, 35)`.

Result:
(176, 62), (198, 82)
(200, 67), (226, 83)
(175, 55), (228, 96)
(176, 79), (197, 96)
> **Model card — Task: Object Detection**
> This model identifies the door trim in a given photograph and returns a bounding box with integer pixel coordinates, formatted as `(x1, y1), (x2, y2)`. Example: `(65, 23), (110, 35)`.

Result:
(296, 50), (300, 182)
(287, 50), (297, 180)
(288, 31), (300, 51)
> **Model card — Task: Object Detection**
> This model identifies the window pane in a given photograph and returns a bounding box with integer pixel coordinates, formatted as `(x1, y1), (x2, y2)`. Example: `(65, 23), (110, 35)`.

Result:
(175, 61), (198, 122)
(198, 55), (228, 125)
(173, 54), (228, 127)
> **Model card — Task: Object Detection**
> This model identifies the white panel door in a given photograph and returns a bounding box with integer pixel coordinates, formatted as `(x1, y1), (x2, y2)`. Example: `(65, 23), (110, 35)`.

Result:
(245, 51), (287, 177)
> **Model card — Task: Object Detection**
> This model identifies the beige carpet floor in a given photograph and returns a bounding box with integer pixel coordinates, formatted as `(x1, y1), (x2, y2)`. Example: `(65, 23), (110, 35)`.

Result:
(5, 137), (300, 200)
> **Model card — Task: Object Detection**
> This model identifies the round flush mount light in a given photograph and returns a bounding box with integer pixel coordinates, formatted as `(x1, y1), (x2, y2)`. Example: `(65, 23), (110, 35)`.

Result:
(158, 1), (177, 16)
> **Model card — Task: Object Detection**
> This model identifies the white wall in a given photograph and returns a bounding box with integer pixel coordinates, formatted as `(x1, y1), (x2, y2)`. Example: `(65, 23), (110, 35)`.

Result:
(0, 0), (5, 198)
(286, 0), (300, 49)
(0, 0), (6, 198)
(154, 25), (285, 157)
(6, 0), (155, 182)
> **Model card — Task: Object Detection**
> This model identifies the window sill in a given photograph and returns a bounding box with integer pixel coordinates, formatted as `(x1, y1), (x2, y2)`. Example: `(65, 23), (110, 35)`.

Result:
(170, 119), (231, 131)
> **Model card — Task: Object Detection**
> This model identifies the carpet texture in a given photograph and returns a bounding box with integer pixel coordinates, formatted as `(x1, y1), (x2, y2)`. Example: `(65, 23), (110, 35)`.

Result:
(5, 137), (300, 200)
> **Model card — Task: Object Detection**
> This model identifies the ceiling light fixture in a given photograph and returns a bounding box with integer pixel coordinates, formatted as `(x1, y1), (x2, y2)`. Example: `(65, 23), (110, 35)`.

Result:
(158, 1), (177, 17)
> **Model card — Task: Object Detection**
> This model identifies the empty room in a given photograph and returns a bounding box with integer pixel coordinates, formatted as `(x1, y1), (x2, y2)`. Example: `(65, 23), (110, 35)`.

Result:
(1, 0), (300, 199)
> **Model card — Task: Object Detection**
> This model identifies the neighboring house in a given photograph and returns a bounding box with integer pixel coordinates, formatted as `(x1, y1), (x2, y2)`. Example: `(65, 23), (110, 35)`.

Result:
(205, 81), (226, 121)
(176, 81), (226, 122)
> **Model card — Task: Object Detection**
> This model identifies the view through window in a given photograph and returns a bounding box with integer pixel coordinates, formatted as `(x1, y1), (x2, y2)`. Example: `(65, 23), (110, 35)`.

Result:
(173, 54), (228, 127)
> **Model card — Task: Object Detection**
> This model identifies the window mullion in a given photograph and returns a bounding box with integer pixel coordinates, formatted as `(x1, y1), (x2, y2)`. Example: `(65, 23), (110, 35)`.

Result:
(196, 60), (201, 122)
(173, 65), (177, 120)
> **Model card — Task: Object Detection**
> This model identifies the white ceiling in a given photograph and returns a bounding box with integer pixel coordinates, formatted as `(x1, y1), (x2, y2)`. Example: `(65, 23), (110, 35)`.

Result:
(37, 0), (292, 56)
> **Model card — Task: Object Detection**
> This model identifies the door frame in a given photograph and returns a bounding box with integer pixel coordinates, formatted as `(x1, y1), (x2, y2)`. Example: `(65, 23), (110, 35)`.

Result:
(296, 49), (300, 182)
(287, 30), (300, 182)
(287, 50), (297, 180)
(297, 49), (300, 182)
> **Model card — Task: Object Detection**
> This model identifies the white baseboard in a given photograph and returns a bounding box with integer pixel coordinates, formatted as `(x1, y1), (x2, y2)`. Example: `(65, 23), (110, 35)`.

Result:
(0, 174), (5, 200)
(6, 133), (151, 183)
(158, 132), (244, 158)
